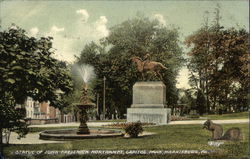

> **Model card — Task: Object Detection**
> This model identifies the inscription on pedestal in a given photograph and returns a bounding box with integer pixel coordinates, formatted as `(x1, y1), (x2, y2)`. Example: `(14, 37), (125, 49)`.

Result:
(130, 113), (164, 123)
(127, 108), (171, 124)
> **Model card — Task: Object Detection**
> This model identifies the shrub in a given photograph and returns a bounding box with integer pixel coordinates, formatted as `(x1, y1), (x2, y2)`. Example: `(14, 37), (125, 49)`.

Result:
(187, 114), (200, 119)
(124, 121), (143, 138)
(105, 122), (154, 128)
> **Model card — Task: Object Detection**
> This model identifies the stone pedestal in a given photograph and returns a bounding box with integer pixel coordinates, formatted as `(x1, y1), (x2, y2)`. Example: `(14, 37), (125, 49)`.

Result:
(77, 107), (90, 134)
(127, 81), (171, 124)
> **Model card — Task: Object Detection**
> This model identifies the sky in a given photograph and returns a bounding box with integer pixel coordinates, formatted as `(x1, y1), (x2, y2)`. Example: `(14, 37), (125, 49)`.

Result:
(0, 0), (249, 89)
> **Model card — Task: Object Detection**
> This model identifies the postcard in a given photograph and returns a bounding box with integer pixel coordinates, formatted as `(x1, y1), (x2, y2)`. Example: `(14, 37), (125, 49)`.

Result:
(0, 0), (249, 159)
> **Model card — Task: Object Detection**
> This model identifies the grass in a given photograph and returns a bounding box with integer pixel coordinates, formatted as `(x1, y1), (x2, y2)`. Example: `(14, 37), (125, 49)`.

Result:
(4, 123), (249, 159)
(200, 112), (249, 120)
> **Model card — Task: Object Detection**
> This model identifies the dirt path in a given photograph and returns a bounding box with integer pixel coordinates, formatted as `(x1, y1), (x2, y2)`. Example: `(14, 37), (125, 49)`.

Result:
(168, 118), (249, 125)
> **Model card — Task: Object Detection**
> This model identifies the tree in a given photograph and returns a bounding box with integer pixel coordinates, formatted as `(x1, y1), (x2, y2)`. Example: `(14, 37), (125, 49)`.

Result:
(185, 10), (212, 113)
(196, 89), (206, 115)
(185, 6), (249, 114)
(78, 17), (184, 118)
(0, 25), (73, 155)
(178, 89), (196, 115)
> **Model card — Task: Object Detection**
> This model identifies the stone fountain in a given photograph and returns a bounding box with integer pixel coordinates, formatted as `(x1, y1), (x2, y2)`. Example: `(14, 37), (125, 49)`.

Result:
(76, 83), (95, 134)
(39, 64), (123, 140)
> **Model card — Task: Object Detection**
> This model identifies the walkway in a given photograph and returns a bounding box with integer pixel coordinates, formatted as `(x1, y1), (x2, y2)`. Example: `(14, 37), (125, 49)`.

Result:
(168, 118), (249, 125)
(8, 133), (64, 144)
(29, 122), (114, 128)
(28, 119), (249, 127)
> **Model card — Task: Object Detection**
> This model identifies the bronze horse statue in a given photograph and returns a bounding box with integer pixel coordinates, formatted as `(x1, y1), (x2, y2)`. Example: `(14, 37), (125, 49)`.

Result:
(131, 56), (167, 80)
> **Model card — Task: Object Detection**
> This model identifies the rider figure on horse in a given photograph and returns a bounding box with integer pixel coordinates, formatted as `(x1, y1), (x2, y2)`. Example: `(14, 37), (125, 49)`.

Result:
(143, 53), (151, 69)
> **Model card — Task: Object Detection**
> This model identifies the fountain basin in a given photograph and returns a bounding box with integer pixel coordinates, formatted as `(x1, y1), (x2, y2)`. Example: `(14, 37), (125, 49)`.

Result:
(39, 128), (124, 140)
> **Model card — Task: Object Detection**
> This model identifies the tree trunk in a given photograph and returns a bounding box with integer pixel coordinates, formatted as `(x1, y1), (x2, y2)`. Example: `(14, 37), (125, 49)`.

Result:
(0, 127), (3, 157)
(199, 70), (202, 90)
(205, 68), (210, 113)
(213, 95), (217, 113)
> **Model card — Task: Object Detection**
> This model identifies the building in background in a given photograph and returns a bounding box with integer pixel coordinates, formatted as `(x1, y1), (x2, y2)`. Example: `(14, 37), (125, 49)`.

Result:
(25, 97), (39, 119)
(24, 97), (75, 124)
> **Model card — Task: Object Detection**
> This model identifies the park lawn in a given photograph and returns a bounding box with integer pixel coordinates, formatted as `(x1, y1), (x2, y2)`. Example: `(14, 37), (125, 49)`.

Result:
(4, 123), (249, 159)
(200, 112), (249, 120)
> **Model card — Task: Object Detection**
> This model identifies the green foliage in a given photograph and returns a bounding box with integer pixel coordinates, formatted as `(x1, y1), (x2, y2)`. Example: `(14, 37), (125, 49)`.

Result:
(0, 25), (73, 105)
(185, 7), (249, 113)
(178, 89), (196, 114)
(187, 114), (200, 119)
(0, 92), (28, 136)
(77, 17), (184, 118)
(0, 25), (73, 152)
(196, 89), (206, 115)
(124, 121), (143, 138)
(105, 122), (154, 129)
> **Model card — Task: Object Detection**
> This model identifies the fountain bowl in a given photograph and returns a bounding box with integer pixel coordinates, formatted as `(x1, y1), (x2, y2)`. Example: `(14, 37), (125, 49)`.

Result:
(39, 128), (124, 140)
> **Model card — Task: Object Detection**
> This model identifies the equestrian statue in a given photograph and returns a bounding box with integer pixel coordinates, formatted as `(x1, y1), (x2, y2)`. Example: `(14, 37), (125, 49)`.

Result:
(131, 53), (168, 81)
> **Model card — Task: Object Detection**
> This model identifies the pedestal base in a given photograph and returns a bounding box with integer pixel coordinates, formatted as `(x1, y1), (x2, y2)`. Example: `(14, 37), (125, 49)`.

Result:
(127, 108), (171, 125)
(77, 124), (90, 134)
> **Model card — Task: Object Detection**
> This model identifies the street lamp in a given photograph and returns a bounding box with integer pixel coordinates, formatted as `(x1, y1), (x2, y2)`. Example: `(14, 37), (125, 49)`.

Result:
(96, 93), (99, 118)
(103, 76), (106, 120)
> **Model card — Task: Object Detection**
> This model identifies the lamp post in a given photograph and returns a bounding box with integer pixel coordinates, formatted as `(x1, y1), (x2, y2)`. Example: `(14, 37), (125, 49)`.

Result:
(103, 76), (106, 120)
(96, 93), (99, 117)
